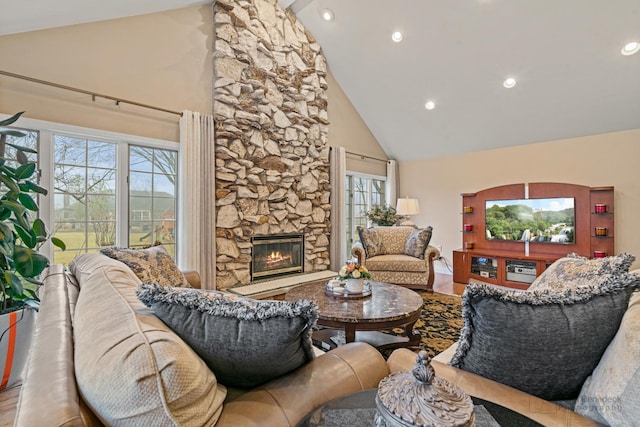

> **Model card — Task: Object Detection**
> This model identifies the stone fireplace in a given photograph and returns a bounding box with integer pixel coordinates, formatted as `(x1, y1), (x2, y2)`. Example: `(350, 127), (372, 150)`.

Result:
(213, 0), (331, 290)
(251, 233), (304, 281)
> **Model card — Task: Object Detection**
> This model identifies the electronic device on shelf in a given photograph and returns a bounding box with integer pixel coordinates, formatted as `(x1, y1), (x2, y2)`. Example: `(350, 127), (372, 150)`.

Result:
(505, 261), (537, 283)
(470, 256), (498, 279)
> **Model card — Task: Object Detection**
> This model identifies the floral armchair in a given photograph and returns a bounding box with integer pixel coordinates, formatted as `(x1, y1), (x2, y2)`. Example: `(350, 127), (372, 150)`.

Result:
(352, 225), (440, 292)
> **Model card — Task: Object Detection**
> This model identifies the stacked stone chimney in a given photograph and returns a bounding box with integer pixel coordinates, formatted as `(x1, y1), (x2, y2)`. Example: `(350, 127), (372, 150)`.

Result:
(213, 0), (331, 290)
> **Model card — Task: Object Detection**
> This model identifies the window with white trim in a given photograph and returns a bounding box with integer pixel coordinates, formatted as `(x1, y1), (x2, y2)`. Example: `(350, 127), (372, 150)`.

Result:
(1, 116), (180, 265)
(345, 172), (386, 257)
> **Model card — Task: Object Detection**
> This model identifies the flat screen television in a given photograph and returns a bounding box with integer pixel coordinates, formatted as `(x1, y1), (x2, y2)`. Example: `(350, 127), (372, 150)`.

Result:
(485, 197), (575, 244)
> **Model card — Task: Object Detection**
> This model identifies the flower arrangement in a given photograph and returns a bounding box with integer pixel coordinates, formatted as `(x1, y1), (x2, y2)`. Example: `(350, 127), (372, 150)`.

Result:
(366, 204), (398, 226)
(338, 262), (372, 280)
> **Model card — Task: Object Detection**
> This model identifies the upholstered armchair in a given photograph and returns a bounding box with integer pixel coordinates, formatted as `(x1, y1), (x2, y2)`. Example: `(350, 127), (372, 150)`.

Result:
(352, 225), (440, 292)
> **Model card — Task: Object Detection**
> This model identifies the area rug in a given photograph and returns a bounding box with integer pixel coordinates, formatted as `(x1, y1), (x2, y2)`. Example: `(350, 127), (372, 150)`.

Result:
(386, 291), (463, 358)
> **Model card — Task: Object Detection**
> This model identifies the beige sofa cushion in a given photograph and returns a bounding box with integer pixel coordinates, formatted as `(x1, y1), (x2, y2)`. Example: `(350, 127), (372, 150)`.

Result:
(374, 226), (416, 254)
(575, 289), (640, 425)
(365, 254), (428, 272)
(69, 253), (226, 426)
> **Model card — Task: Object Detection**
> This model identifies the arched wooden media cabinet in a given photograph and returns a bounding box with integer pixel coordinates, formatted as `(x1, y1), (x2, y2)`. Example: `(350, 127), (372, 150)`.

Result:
(453, 182), (614, 289)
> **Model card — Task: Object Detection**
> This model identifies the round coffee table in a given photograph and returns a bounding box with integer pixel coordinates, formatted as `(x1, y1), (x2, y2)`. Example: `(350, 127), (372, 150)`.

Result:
(285, 281), (423, 351)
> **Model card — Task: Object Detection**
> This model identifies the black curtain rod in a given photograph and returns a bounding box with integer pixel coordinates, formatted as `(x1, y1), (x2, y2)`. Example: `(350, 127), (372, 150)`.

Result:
(0, 70), (182, 117)
(332, 147), (388, 163)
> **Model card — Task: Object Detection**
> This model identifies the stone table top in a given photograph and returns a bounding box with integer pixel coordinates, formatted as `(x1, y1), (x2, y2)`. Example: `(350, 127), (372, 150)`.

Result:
(285, 281), (423, 324)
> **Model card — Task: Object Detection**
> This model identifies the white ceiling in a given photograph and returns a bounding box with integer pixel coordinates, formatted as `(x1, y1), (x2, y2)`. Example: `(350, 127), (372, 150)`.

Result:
(2, 0), (640, 161)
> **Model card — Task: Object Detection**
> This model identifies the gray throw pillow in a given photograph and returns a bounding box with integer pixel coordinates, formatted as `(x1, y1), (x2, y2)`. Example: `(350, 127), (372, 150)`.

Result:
(404, 226), (433, 259)
(101, 245), (191, 288)
(137, 283), (318, 388)
(529, 253), (635, 292)
(357, 226), (386, 257)
(450, 273), (639, 401)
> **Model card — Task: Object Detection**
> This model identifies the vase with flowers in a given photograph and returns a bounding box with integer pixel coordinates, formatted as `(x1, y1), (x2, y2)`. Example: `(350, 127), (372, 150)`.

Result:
(366, 205), (398, 226)
(338, 262), (372, 293)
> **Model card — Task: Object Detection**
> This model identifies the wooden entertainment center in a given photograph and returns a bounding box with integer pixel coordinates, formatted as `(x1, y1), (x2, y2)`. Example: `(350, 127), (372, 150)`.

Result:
(453, 183), (614, 289)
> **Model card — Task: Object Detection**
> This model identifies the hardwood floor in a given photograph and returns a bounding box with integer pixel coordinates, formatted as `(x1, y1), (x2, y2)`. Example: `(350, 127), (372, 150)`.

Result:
(0, 273), (464, 424)
(433, 272), (467, 296)
(0, 382), (21, 427)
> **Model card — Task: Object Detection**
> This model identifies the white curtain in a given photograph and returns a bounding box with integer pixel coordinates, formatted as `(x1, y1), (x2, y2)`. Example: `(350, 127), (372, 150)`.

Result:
(386, 159), (399, 208)
(178, 111), (216, 289)
(329, 146), (347, 270)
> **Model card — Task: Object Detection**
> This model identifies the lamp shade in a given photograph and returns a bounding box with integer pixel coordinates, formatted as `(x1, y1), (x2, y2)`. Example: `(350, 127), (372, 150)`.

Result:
(396, 198), (421, 216)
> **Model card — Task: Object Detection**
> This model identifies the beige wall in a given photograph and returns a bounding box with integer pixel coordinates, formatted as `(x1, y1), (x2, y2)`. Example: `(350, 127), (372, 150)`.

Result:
(326, 70), (388, 176)
(0, 6), (387, 163)
(400, 129), (640, 271)
(0, 6), (213, 142)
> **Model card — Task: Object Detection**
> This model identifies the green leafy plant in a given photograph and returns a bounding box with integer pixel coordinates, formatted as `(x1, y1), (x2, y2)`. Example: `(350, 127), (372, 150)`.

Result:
(365, 204), (398, 226)
(0, 112), (65, 313)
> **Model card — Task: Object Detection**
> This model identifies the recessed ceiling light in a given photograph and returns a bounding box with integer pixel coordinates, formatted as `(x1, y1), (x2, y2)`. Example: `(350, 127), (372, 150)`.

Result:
(321, 8), (334, 22)
(391, 31), (403, 43)
(424, 101), (436, 110)
(503, 77), (517, 88)
(621, 41), (640, 56)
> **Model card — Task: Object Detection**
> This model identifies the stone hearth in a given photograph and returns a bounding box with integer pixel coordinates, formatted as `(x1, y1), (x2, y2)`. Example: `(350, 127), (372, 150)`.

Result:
(214, 0), (331, 290)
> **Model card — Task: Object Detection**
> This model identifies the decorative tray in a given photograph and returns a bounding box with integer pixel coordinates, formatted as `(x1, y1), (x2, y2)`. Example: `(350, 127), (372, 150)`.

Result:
(324, 280), (372, 299)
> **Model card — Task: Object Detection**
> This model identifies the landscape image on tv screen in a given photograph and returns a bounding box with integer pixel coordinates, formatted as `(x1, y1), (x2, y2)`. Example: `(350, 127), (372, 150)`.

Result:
(485, 197), (575, 244)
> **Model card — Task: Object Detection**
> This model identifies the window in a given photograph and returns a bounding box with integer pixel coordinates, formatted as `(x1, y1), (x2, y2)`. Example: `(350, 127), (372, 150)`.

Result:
(128, 146), (177, 256)
(53, 136), (117, 264)
(1, 116), (180, 265)
(345, 173), (387, 257)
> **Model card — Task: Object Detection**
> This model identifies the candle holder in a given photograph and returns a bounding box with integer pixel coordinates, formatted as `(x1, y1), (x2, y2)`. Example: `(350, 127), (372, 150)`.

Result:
(595, 227), (608, 237)
(594, 204), (608, 213)
(463, 206), (473, 214)
(464, 242), (474, 249)
(463, 224), (473, 232)
(593, 251), (607, 259)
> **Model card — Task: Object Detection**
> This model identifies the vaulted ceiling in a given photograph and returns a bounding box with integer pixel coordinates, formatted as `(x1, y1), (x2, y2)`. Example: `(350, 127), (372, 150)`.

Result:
(2, 0), (640, 161)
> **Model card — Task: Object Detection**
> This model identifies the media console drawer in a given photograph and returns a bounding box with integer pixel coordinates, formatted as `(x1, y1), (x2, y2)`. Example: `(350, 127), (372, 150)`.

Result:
(453, 249), (559, 290)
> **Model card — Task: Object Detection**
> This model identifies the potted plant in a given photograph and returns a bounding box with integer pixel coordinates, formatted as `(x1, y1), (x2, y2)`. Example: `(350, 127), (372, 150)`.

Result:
(0, 112), (65, 390)
(366, 204), (398, 226)
(338, 261), (372, 294)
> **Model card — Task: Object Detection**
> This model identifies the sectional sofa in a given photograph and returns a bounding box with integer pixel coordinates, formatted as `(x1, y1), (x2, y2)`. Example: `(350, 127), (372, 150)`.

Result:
(14, 253), (614, 426)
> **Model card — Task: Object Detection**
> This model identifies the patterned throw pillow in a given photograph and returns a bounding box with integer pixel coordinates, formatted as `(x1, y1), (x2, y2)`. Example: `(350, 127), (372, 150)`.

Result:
(528, 253), (635, 292)
(357, 226), (386, 257)
(100, 245), (191, 288)
(404, 226), (433, 259)
(137, 283), (318, 388)
(450, 273), (640, 401)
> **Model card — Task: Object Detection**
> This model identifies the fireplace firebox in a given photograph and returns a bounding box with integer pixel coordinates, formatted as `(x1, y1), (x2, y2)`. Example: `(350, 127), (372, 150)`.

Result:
(251, 234), (304, 281)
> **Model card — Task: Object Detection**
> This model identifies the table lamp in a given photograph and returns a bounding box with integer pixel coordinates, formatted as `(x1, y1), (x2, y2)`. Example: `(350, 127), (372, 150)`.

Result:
(396, 197), (421, 218)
